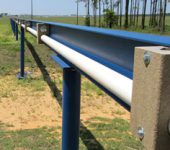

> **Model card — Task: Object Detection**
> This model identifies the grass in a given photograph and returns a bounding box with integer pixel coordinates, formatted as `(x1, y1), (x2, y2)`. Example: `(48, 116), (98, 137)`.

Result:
(17, 76), (46, 92)
(0, 127), (60, 150)
(0, 117), (143, 150)
(83, 117), (143, 149)
(82, 79), (104, 96)
(0, 16), (146, 149)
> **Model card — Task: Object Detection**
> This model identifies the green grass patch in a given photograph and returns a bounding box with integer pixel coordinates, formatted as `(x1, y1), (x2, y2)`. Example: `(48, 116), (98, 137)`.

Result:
(0, 117), (143, 150)
(82, 80), (104, 96)
(0, 127), (60, 150)
(0, 18), (20, 76)
(81, 117), (143, 150)
(0, 17), (15, 44)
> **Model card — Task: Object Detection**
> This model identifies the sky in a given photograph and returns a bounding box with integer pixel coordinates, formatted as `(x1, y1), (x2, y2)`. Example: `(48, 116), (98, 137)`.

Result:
(0, 0), (85, 15)
(0, 0), (169, 16)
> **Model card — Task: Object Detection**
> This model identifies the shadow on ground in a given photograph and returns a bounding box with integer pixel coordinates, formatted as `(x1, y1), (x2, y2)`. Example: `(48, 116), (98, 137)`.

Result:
(25, 39), (104, 150)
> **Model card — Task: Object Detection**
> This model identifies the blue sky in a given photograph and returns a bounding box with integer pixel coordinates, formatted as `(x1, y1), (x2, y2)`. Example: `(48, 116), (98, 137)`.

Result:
(0, 0), (85, 15)
(0, 0), (169, 16)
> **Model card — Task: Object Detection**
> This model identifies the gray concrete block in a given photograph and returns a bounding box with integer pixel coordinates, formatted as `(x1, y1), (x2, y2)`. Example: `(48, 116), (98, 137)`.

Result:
(131, 46), (170, 150)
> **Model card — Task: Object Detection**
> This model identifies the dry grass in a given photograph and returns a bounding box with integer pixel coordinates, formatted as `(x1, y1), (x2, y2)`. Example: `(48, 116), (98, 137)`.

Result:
(0, 69), (129, 131)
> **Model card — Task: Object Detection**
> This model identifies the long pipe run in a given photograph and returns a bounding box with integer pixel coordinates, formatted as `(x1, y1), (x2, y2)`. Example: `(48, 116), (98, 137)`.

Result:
(23, 24), (133, 106)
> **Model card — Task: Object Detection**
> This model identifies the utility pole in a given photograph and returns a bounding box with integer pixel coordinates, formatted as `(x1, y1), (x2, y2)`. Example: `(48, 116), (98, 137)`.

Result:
(77, 0), (79, 25)
(31, 0), (33, 20)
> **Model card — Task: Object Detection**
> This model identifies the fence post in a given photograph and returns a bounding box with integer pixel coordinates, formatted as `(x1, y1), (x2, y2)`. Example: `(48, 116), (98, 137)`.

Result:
(17, 25), (25, 79)
(131, 46), (170, 150)
(62, 68), (81, 150)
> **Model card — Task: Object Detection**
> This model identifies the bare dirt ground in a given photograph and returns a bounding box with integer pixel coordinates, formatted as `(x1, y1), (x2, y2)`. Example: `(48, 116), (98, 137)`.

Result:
(0, 67), (130, 131)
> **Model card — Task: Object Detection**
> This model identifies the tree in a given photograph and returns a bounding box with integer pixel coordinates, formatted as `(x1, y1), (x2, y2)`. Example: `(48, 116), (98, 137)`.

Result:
(102, 0), (109, 26)
(153, 0), (158, 27)
(99, 0), (102, 27)
(162, 0), (168, 31)
(124, 0), (130, 28)
(76, 0), (79, 25)
(149, 0), (153, 26)
(133, 0), (138, 25)
(119, 0), (123, 27)
(103, 9), (118, 28)
(79, 0), (167, 32)
(110, 0), (113, 10)
(141, 0), (147, 29)
(113, 0), (120, 26)
(81, 0), (91, 26)
(92, 0), (98, 26)
(130, 0), (134, 26)
(159, 0), (163, 29)
(136, 0), (140, 26)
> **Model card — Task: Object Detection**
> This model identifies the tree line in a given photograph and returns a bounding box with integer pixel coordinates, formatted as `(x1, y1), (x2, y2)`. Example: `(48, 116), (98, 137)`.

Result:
(76, 0), (169, 32)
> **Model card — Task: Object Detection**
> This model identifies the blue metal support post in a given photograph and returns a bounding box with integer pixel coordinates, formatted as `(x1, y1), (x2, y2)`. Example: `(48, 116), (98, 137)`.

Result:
(62, 68), (81, 150)
(10, 19), (15, 36)
(13, 22), (16, 36)
(17, 25), (25, 79)
(15, 23), (18, 41)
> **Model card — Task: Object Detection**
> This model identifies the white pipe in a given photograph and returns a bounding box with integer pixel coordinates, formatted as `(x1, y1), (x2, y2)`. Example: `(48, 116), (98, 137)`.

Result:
(19, 23), (133, 106)
(27, 27), (37, 37)
(21, 24), (25, 28)
(15, 20), (19, 24)
(41, 35), (133, 106)
(20, 24), (37, 37)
